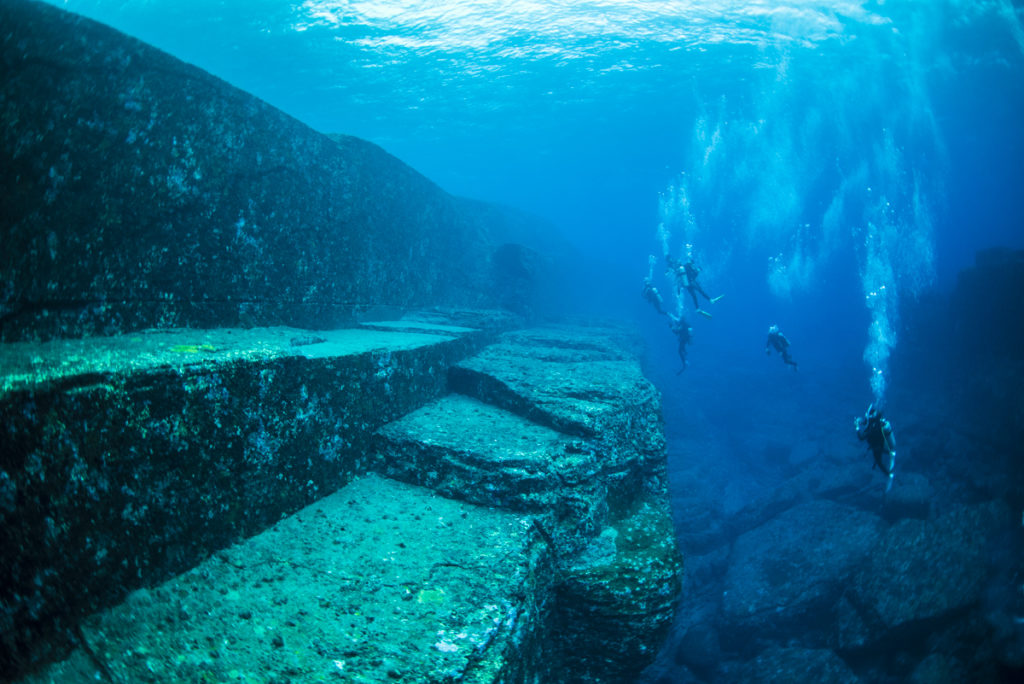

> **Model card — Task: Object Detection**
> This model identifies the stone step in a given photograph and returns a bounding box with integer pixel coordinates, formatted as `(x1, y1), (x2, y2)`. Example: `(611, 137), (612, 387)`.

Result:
(450, 325), (658, 435)
(0, 319), (500, 674)
(374, 393), (607, 553)
(2, 319), (683, 683)
(357, 307), (523, 341)
(18, 474), (551, 684)
(371, 323), (684, 682)
(448, 325), (666, 501)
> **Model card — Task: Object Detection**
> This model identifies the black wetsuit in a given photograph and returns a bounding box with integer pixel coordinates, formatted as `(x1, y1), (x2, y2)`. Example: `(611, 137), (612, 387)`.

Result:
(681, 262), (712, 309)
(857, 414), (894, 476)
(671, 319), (691, 373)
(642, 282), (667, 316)
(766, 331), (798, 369)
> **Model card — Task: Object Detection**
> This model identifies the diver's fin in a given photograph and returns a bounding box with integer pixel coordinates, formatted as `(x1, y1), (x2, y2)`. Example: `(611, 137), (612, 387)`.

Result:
(884, 472), (894, 494)
(710, 295), (725, 303)
(697, 309), (713, 319)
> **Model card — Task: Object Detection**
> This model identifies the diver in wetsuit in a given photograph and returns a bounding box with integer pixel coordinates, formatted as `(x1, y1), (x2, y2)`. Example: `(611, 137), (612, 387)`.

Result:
(765, 325), (798, 371)
(855, 404), (896, 491)
(666, 255), (720, 318)
(641, 277), (668, 316)
(670, 315), (692, 374)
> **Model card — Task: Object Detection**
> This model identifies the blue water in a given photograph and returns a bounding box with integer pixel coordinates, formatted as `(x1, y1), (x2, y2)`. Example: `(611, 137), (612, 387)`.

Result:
(36, 1), (1024, 681)
(44, 0), (1023, 386)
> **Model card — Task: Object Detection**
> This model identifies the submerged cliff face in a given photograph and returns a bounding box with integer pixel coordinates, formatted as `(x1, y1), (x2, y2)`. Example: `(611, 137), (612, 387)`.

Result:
(0, 2), (682, 681)
(0, 0), (558, 342)
(1, 318), (682, 682)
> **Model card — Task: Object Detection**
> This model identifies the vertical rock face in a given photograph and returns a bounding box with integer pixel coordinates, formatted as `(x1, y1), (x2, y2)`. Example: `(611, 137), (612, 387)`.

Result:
(1, 3), (681, 680)
(377, 324), (683, 682)
(0, 321), (493, 677)
(0, 0), (557, 343)
(2, 320), (681, 682)
(951, 247), (1024, 361)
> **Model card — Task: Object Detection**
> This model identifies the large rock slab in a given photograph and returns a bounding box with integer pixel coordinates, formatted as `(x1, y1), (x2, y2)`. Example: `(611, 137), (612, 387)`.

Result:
(0, 0), (559, 342)
(377, 323), (683, 681)
(557, 493), (684, 683)
(450, 325), (666, 501)
(0, 322), (487, 676)
(374, 394), (606, 552)
(722, 500), (883, 641)
(18, 475), (553, 683)
(722, 647), (862, 684)
(842, 500), (1011, 646)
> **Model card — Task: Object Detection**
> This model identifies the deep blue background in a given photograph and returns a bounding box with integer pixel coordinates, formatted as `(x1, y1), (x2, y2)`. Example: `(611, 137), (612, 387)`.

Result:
(39, 1), (1023, 395)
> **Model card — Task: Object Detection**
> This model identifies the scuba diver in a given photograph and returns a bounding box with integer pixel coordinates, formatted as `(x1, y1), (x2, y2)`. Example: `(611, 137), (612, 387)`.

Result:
(669, 315), (692, 374)
(765, 325), (798, 371)
(855, 403), (896, 492)
(641, 277), (668, 316)
(666, 255), (721, 318)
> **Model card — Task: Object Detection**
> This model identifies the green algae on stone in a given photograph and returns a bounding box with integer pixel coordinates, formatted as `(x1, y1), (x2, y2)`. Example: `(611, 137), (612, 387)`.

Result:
(23, 475), (550, 684)
(0, 321), (498, 677)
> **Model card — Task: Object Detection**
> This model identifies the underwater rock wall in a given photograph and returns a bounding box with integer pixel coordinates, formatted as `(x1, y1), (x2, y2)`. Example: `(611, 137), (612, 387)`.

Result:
(376, 324), (682, 682)
(0, 317), (498, 677)
(0, 0), (556, 343)
(951, 247), (1024, 361)
(2, 320), (682, 682)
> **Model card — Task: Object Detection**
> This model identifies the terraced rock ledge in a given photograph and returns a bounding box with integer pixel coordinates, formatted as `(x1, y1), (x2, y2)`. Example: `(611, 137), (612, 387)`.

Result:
(3, 317), (682, 682)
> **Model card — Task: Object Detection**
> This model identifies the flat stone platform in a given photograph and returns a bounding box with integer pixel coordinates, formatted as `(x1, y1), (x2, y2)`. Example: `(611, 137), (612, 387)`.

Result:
(0, 318), (498, 674)
(21, 474), (548, 684)
(375, 394), (603, 553)
(0, 325), (457, 395)
(3, 320), (681, 682)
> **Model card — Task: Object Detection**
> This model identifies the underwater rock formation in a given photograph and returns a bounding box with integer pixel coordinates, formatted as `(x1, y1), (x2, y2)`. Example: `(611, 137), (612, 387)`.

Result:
(0, 2), (679, 680)
(0, 0), (560, 343)
(721, 500), (883, 646)
(0, 313), (500, 676)
(2, 319), (681, 681)
(30, 474), (554, 683)
(951, 247), (1024, 360)
(845, 500), (1011, 639)
(721, 647), (861, 684)
(378, 325), (682, 682)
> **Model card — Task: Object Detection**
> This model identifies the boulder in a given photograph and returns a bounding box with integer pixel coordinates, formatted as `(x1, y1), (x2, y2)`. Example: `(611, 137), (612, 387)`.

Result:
(722, 500), (883, 642)
(723, 647), (862, 684)
(846, 500), (1011, 637)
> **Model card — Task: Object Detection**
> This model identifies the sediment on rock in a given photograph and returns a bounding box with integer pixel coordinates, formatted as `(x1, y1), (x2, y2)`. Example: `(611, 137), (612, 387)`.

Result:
(3, 321), (682, 683)
(0, 314), (502, 678)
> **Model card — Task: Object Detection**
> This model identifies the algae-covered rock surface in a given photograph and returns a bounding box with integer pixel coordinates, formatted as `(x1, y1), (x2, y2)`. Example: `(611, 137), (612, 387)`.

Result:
(0, 320), (490, 677)
(0, 0), (559, 342)
(450, 326), (666, 500)
(0, 325), (457, 395)
(21, 475), (551, 684)
(3, 320), (681, 682)
(375, 393), (603, 525)
(377, 323), (682, 681)
(558, 494), (684, 682)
